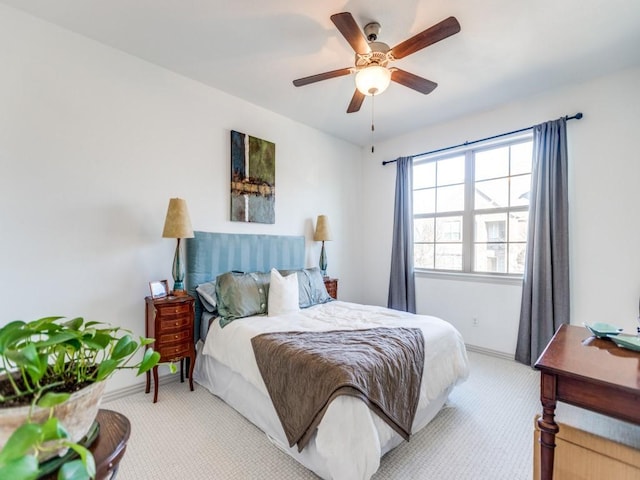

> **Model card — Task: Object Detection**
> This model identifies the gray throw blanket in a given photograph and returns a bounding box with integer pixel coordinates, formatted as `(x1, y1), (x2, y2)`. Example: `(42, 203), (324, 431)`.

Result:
(251, 327), (425, 451)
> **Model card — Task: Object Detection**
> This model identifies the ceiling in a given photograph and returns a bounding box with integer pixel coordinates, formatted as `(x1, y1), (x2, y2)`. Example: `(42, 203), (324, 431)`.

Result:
(3, 0), (640, 146)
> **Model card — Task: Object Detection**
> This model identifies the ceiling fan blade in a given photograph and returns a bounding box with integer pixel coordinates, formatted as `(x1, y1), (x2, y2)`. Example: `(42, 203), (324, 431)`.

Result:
(391, 69), (438, 94)
(293, 68), (352, 87)
(347, 90), (365, 113)
(390, 16), (460, 59)
(330, 12), (371, 55)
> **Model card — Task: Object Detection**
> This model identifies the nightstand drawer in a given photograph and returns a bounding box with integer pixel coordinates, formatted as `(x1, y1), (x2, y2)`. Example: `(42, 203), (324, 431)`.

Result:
(157, 342), (191, 361)
(158, 316), (192, 332)
(156, 303), (191, 318)
(155, 303), (191, 316)
(157, 329), (191, 344)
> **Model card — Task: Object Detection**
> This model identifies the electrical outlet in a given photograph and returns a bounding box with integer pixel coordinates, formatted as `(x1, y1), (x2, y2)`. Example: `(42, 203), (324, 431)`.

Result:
(472, 317), (479, 326)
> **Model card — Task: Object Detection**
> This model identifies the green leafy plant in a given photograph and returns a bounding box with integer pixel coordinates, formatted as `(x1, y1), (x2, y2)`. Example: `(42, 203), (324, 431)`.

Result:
(0, 316), (161, 480)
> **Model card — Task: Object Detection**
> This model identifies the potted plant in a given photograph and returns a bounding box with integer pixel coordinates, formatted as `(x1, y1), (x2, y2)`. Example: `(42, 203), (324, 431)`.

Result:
(0, 316), (161, 479)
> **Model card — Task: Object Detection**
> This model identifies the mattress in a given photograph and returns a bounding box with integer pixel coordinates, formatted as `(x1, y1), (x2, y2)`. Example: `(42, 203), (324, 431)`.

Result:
(193, 300), (469, 480)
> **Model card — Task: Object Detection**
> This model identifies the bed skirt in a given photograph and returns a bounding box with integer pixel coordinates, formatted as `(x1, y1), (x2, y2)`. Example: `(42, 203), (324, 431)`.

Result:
(193, 341), (452, 480)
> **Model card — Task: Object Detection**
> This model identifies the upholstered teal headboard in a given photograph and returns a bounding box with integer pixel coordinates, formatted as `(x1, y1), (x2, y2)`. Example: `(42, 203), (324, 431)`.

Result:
(185, 231), (305, 341)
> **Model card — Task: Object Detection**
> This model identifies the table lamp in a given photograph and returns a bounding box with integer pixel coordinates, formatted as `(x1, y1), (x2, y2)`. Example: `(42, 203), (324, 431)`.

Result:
(162, 198), (194, 295)
(313, 215), (333, 277)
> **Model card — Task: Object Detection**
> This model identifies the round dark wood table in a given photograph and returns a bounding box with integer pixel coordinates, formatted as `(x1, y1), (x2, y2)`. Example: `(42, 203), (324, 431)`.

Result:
(41, 409), (131, 480)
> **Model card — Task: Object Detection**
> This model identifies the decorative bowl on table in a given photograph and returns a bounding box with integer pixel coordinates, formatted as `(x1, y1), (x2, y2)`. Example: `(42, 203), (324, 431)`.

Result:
(608, 335), (640, 352)
(583, 322), (623, 339)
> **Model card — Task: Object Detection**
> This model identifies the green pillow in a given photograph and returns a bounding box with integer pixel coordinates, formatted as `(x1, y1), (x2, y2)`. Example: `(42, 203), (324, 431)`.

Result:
(216, 271), (270, 328)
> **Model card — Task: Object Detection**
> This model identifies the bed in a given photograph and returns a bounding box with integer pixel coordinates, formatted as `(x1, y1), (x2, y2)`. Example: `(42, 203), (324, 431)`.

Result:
(186, 231), (469, 480)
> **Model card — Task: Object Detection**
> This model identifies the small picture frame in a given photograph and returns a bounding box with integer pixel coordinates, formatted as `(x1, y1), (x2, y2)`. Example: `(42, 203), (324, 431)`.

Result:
(149, 280), (169, 299)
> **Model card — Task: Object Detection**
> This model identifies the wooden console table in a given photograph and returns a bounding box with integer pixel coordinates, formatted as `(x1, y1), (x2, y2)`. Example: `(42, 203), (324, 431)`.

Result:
(534, 324), (640, 480)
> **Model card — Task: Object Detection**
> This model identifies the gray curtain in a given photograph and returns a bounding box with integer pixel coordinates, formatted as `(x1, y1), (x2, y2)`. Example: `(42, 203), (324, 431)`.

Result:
(515, 118), (570, 366)
(388, 156), (416, 313)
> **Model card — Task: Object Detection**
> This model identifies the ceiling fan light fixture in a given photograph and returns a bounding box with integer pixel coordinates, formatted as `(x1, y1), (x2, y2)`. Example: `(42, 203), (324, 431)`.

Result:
(355, 65), (391, 96)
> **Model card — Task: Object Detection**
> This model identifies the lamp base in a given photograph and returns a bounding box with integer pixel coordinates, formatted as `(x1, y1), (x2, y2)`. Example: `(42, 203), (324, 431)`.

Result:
(171, 239), (187, 297)
(319, 241), (328, 278)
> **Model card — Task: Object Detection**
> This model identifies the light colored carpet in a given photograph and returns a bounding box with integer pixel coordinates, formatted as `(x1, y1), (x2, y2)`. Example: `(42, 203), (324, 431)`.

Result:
(104, 351), (541, 479)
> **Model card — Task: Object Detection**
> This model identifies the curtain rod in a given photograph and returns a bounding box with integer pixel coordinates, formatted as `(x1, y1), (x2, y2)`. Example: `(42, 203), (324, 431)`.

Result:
(382, 112), (583, 166)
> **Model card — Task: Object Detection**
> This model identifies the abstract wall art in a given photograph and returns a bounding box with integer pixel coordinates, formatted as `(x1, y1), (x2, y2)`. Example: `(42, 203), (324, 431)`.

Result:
(230, 130), (275, 224)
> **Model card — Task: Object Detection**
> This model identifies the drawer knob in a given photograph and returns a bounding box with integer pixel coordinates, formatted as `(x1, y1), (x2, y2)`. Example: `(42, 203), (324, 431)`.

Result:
(175, 335), (178, 339)
(175, 322), (179, 326)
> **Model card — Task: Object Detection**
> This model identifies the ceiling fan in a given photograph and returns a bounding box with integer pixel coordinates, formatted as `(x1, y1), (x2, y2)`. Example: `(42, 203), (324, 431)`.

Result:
(293, 12), (461, 113)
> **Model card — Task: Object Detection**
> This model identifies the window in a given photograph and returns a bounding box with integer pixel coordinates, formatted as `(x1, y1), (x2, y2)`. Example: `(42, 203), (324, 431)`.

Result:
(413, 135), (533, 275)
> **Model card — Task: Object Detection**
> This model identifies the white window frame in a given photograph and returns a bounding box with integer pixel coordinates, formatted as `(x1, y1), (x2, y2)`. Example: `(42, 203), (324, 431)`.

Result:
(412, 132), (533, 281)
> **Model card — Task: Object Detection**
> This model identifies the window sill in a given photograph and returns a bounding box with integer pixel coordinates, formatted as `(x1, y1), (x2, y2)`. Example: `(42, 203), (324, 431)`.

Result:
(415, 269), (523, 286)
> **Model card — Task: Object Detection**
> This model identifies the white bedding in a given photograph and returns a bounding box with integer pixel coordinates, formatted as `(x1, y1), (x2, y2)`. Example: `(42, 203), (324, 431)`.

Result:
(195, 301), (469, 480)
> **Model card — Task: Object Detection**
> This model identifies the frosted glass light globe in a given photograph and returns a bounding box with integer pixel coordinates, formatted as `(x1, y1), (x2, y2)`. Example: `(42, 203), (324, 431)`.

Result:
(355, 66), (391, 96)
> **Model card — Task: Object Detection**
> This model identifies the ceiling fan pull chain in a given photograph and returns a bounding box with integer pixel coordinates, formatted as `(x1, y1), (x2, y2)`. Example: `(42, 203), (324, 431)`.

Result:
(371, 94), (375, 153)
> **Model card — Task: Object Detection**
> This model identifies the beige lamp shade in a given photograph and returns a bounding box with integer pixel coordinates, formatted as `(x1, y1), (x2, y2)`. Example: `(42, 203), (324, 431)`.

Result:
(313, 215), (333, 242)
(162, 198), (194, 239)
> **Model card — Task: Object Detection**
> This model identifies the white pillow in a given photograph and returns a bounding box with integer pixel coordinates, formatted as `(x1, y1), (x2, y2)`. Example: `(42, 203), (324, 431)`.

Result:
(268, 268), (300, 317)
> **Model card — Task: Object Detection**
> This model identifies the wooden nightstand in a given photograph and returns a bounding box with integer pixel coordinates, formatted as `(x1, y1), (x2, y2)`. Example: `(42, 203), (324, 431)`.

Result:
(323, 277), (338, 299)
(145, 295), (195, 403)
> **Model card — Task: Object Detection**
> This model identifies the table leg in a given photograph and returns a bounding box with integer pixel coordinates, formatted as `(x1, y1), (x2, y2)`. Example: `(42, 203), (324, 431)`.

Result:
(152, 365), (159, 403)
(538, 373), (559, 480)
(180, 358), (184, 383)
(145, 369), (150, 394)
(188, 351), (195, 392)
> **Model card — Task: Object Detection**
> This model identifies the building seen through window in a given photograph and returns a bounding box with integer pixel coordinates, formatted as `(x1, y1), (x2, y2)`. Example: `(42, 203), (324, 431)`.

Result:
(413, 136), (532, 275)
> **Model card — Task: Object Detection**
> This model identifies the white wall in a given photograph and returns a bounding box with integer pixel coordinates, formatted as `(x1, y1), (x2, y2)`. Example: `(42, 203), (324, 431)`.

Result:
(0, 5), (362, 393)
(3, 4), (639, 376)
(361, 67), (640, 355)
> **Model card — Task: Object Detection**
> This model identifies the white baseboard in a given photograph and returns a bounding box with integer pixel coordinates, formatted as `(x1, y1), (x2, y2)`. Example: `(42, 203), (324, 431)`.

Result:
(465, 344), (515, 361)
(102, 373), (180, 403)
